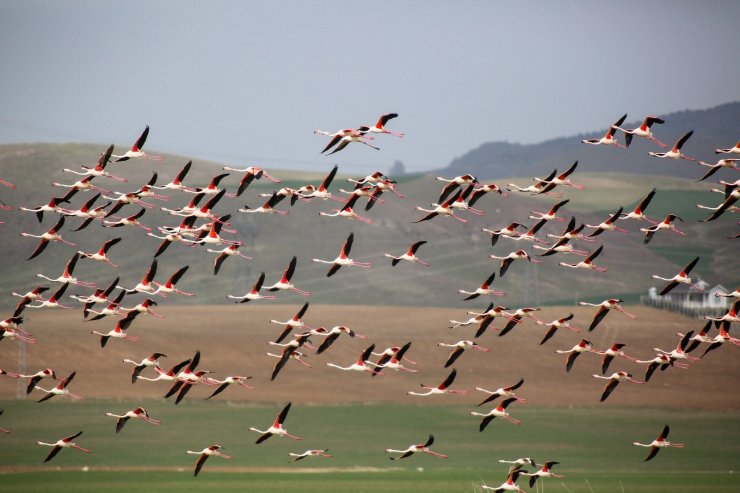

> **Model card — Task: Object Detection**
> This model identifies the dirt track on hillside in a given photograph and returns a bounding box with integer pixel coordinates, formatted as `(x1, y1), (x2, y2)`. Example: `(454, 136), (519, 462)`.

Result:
(1, 304), (738, 410)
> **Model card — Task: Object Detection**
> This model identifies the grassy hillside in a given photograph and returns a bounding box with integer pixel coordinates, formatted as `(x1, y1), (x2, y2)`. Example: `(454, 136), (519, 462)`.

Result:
(0, 143), (736, 315)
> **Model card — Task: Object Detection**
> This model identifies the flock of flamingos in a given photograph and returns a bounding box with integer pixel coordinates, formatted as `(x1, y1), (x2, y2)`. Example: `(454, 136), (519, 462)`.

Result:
(0, 112), (738, 490)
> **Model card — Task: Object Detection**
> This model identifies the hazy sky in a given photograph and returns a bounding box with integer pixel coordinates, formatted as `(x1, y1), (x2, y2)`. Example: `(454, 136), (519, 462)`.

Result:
(1, 1), (738, 174)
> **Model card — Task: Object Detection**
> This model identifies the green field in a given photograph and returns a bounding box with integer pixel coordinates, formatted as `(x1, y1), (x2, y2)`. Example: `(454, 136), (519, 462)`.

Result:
(1, 400), (739, 492)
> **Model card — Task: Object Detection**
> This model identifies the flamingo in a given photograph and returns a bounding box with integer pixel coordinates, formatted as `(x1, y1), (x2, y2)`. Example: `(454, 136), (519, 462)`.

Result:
(12, 368), (59, 395)
(152, 160), (194, 191)
(536, 314), (582, 345)
(635, 353), (682, 382)
(12, 286), (50, 315)
(319, 194), (373, 223)
(102, 192), (156, 218)
(654, 331), (701, 365)
(224, 166), (282, 197)
(84, 290), (126, 321)
(533, 236), (589, 257)
(699, 320), (740, 359)
(37, 431), (91, 462)
(122, 352), (166, 383)
(408, 368), (469, 396)
(136, 358), (192, 383)
(227, 272), (277, 303)
(652, 257), (701, 295)
(161, 192), (205, 216)
(555, 339), (603, 372)
(186, 173), (230, 196)
(436, 174), (478, 203)
(385, 240), (429, 266)
(374, 342), (417, 374)
(264, 256), (311, 296)
(316, 325), (368, 354)
(482, 223), (526, 246)
(204, 376), (255, 400)
(695, 158), (739, 182)
(153, 265), (193, 297)
(458, 271), (505, 300)
(465, 304), (517, 337)
(299, 165), (343, 202)
(506, 169), (559, 195)
(537, 161), (585, 192)
(105, 407), (160, 433)
(491, 250), (541, 278)
(112, 126), (162, 162)
(270, 335), (313, 381)
(529, 199), (570, 222)
(715, 139), (740, 154)
(208, 243), (253, 275)
(148, 218), (199, 258)
(52, 175), (110, 194)
(498, 457), (537, 469)
(239, 191), (288, 215)
(165, 361), (216, 405)
(77, 238), (122, 268)
(21, 216), (76, 260)
(522, 461), (566, 488)
(620, 188), (659, 224)
(648, 130), (697, 161)
(25, 284), (73, 310)
(480, 468), (528, 492)
(249, 402), (302, 443)
(365, 112), (404, 138)
(0, 325), (36, 344)
(559, 244), (608, 272)
(714, 287), (740, 299)
(270, 302), (312, 343)
(130, 172), (169, 201)
(91, 317), (138, 348)
(19, 189), (77, 223)
(681, 321), (715, 354)
(633, 425), (684, 461)
(698, 185), (739, 222)
(440, 184), (485, 216)
(475, 378), (527, 406)
(261, 186), (311, 206)
(347, 171), (388, 186)
(586, 207), (629, 236)
(188, 215), (237, 247)
(119, 298), (162, 319)
(316, 127), (377, 155)
(414, 189), (467, 223)
(312, 232), (371, 276)
(641, 214), (685, 244)
(600, 343), (638, 374)
(385, 435), (448, 460)
(471, 397), (522, 430)
(326, 344), (382, 375)
(186, 444), (231, 477)
(614, 115), (668, 148)
(120, 259), (159, 295)
(71, 276), (120, 313)
(103, 208), (151, 231)
(438, 339), (489, 367)
(289, 449), (333, 462)
(581, 113), (629, 148)
(64, 195), (110, 231)
(546, 216), (595, 243)
(35, 371), (81, 402)
(500, 219), (550, 244)
(593, 372), (643, 402)
(579, 298), (637, 332)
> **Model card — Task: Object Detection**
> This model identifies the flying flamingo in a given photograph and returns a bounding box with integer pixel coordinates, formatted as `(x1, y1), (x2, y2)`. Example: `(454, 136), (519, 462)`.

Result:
(614, 115), (668, 148)
(249, 402), (302, 443)
(700, 321), (740, 358)
(498, 457), (537, 469)
(298, 165), (343, 202)
(458, 271), (505, 300)
(641, 214), (685, 244)
(161, 192), (205, 216)
(148, 218), (199, 258)
(633, 425), (684, 461)
(620, 188), (659, 224)
(21, 216), (76, 260)
(714, 287), (740, 299)
(635, 353), (682, 382)
(654, 331), (701, 366)
(239, 191), (288, 215)
(579, 298), (637, 332)
(471, 397), (522, 430)
(153, 265), (193, 297)
(91, 317), (138, 348)
(681, 321), (715, 354)
(270, 335), (313, 381)
(715, 139), (740, 154)
(123, 352), (167, 383)
(408, 368), (469, 397)
(77, 237), (122, 268)
(414, 189), (467, 223)
(537, 161), (585, 194)
(208, 243), (253, 275)
(698, 185), (739, 222)
(529, 199), (570, 222)
(325, 344), (382, 375)
(103, 208), (152, 231)
(581, 113), (629, 148)
(481, 223), (526, 246)
(436, 174), (478, 203)
(546, 216), (595, 243)
(71, 276), (120, 313)
(319, 194), (373, 223)
(600, 343), (638, 374)
(316, 127), (377, 155)
(648, 130), (698, 161)
(52, 175), (110, 194)
(24, 284), (73, 310)
(312, 232), (371, 276)
(463, 304), (517, 337)
(152, 160), (194, 191)
(491, 250), (541, 277)
(186, 444), (231, 477)
(533, 236), (589, 257)
(19, 189), (77, 222)
(35, 371), (81, 402)
(385, 434), (448, 460)
(652, 257), (701, 295)
(374, 342), (417, 374)
(102, 192), (156, 218)
(586, 207), (629, 236)
(316, 325), (368, 354)
(559, 244), (608, 272)
(227, 272), (277, 303)
(438, 339), (489, 367)
(500, 219), (549, 244)
(223, 166), (282, 197)
(536, 314), (582, 345)
(37, 431), (91, 462)
(119, 298), (162, 319)
(105, 407), (160, 433)
(204, 376), (255, 400)
(696, 158), (739, 182)
(136, 358), (192, 384)
(440, 183), (485, 216)
(480, 468), (528, 492)
(365, 112), (404, 138)
(522, 461), (566, 488)
(120, 259), (159, 295)
(475, 378), (527, 406)
(289, 449), (333, 462)
(385, 240), (429, 266)
(264, 256), (311, 296)
(12, 368), (58, 395)
(270, 302), (311, 343)
(112, 126), (162, 162)
(555, 339), (604, 372)
(592, 372), (643, 402)
(84, 290), (126, 321)
(506, 169), (559, 195)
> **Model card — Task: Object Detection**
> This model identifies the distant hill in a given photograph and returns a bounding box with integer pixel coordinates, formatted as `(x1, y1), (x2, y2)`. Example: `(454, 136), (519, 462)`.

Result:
(0, 143), (735, 313)
(442, 102), (740, 180)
